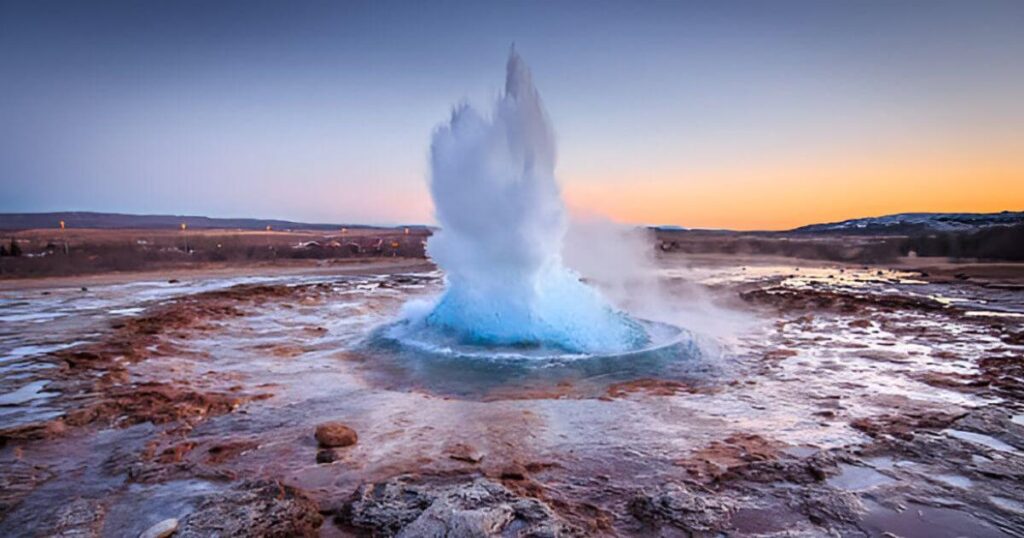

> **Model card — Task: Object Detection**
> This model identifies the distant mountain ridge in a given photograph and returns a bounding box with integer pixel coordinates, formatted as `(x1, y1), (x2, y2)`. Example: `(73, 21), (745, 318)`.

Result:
(790, 211), (1024, 235)
(0, 212), (412, 231)
(2, 210), (1021, 235)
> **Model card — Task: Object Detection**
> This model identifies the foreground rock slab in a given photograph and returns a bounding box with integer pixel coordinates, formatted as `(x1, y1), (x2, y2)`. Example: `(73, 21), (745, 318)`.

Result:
(177, 480), (322, 537)
(340, 476), (581, 537)
(630, 483), (734, 533)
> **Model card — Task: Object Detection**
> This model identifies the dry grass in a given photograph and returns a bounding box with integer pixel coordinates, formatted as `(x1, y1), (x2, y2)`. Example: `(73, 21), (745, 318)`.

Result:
(0, 227), (429, 279)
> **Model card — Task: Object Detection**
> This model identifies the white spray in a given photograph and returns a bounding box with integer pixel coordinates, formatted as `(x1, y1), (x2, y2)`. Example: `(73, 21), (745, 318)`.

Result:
(417, 50), (646, 354)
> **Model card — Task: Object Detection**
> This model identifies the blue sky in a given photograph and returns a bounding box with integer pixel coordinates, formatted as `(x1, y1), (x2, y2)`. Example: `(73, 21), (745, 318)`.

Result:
(2, 1), (1022, 228)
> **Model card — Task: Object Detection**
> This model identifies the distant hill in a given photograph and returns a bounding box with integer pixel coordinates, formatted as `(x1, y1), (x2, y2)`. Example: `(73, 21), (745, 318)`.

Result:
(654, 210), (1024, 262)
(0, 212), (413, 231)
(4, 210), (1021, 237)
(790, 211), (1024, 235)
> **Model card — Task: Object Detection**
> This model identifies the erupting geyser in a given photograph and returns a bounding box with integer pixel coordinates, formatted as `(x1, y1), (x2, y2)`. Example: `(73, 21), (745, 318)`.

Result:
(401, 50), (651, 355)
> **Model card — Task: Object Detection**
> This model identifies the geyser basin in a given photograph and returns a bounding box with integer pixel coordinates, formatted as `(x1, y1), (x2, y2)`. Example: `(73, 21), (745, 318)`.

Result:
(362, 50), (715, 398)
(414, 49), (651, 354)
(357, 319), (719, 399)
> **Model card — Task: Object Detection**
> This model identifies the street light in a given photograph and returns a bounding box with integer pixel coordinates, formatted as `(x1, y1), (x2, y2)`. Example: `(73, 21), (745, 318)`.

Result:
(59, 220), (68, 255)
(180, 223), (189, 253)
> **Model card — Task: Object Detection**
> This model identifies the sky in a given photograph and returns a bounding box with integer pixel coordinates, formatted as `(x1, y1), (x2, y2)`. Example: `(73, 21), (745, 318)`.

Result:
(2, 0), (1022, 230)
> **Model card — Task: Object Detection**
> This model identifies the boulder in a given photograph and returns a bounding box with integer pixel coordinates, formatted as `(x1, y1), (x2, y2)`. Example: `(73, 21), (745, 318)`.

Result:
(315, 422), (358, 448)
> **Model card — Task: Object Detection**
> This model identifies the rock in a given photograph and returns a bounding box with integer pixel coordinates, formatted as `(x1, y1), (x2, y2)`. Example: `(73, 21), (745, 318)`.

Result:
(796, 490), (865, 526)
(0, 460), (56, 521)
(44, 497), (105, 536)
(178, 480), (322, 537)
(629, 484), (734, 533)
(168, 279), (180, 284)
(316, 449), (338, 464)
(498, 464), (527, 481)
(676, 433), (784, 482)
(315, 422), (357, 448)
(341, 476), (579, 537)
(342, 477), (434, 534)
(205, 439), (259, 464)
(139, 518), (178, 538)
(445, 442), (484, 464)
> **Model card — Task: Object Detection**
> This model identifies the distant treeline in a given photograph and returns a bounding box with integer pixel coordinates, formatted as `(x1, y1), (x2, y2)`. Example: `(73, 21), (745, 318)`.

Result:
(0, 211), (429, 232)
(904, 223), (1024, 261)
(656, 224), (1024, 263)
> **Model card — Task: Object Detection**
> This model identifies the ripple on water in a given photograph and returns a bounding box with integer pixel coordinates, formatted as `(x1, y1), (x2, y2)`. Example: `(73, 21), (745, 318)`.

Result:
(354, 320), (722, 399)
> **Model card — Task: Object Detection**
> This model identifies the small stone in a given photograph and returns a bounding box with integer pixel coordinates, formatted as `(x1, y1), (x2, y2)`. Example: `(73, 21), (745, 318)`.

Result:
(445, 443), (484, 464)
(139, 518), (178, 538)
(315, 422), (358, 448)
(316, 449), (337, 464)
(499, 465), (526, 481)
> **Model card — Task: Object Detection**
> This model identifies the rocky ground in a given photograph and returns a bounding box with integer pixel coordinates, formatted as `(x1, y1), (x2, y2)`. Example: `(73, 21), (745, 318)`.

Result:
(0, 256), (1022, 537)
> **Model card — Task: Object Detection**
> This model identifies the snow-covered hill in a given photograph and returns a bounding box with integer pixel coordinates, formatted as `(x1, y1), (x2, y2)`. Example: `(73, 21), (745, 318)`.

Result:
(792, 211), (1024, 234)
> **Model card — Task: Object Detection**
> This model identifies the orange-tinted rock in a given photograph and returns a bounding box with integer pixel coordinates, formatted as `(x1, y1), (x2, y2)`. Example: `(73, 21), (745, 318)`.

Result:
(315, 422), (357, 448)
(605, 378), (697, 398)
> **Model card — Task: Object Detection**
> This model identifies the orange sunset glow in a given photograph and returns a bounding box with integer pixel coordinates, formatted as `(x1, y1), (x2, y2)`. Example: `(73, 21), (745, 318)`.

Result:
(564, 149), (1024, 230)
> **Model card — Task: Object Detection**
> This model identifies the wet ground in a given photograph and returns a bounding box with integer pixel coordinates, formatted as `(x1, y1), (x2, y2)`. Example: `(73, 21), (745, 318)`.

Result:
(1, 256), (1022, 537)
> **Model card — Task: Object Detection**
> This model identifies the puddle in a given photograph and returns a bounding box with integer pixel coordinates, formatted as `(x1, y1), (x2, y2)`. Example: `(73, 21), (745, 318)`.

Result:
(0, 380), (54, 406)
(781, 446), (819, 458)
(945, 429), (1020, 453)
(100, 480), (223, 536)
(826, 463), (894, 491)
(2, 342), (78, 364)
(964, 311), (1024, 318)
(861, 500), (1010, 538)
(932, 474), (973, 489)
(0, 312), (67, 323)
(989, 495), (1024, 515)
(109, 307), (145, 316)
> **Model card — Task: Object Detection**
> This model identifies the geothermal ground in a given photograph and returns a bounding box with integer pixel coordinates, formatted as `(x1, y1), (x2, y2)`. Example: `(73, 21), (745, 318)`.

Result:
(1, 254), (1023, 537)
